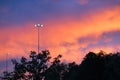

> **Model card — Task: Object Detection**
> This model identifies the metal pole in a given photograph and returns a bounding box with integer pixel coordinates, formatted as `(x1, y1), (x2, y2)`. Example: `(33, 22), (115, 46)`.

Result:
(35, 24), (43, 53)
(6, 53), (8, 72)
(38, 26), (40, 53)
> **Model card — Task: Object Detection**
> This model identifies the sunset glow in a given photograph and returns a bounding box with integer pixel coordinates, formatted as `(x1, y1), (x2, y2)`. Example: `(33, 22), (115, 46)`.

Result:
(0, 0), (120, 72)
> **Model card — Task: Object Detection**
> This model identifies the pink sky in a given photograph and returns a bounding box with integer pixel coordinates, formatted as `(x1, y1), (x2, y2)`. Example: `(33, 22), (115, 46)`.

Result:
(0, 1), (120, 73)
(0, 6), (120, 63)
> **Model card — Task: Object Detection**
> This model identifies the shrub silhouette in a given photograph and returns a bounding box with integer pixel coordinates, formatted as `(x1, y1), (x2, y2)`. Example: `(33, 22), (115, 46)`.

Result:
(1, 50), (120, 80)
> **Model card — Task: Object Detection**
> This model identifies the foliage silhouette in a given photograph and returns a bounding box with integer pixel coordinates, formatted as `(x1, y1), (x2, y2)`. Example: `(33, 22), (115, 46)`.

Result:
(76, 51), (105, 80)
(1, 50), (120, 80)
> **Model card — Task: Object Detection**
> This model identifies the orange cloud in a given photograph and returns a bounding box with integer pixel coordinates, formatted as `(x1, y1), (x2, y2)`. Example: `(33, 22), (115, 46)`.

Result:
(0, 6), (120, 63)
(41, 6), (120, 62)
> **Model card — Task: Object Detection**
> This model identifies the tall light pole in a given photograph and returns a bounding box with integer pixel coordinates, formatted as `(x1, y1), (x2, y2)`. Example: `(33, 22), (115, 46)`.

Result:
(5, 53), (8, 72)
(35, 24), (43, 53)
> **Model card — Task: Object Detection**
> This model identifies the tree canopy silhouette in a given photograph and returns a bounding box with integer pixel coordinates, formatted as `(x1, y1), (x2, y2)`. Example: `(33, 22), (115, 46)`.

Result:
(1, 50), (120, 80)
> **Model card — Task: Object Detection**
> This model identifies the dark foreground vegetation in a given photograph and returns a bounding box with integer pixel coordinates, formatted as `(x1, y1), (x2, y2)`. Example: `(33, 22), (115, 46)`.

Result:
(1, 50), (120, 80)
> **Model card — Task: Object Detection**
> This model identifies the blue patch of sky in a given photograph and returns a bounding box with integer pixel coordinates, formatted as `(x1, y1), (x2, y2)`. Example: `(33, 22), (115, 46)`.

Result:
(1, 0), (120, 28)
(0, 0), (110, 27)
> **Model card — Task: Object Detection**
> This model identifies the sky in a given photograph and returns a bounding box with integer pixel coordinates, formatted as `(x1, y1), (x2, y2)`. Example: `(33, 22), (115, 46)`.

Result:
(0, 0), (120, 73)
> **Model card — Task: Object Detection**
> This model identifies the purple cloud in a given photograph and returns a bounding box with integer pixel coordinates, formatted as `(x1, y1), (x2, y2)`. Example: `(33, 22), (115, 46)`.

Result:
(77, 30), (120, 52)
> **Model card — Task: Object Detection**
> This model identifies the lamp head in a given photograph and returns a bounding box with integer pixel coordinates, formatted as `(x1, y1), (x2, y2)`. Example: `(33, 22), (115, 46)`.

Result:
(35, 24), (43, 27)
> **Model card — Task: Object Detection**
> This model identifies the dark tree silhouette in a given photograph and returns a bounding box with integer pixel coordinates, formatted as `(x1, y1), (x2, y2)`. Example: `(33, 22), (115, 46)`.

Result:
(1, 50), (51, 80)
(44, 54), (67, 80)
(104, 52), (120, 80)
(63, 62), (79, 80)
(1, 50), (120, 80)
(77, 51), (105, 80)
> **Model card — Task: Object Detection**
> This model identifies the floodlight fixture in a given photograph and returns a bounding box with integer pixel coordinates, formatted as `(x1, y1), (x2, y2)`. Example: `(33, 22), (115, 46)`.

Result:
(35, 24), (43, 27)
